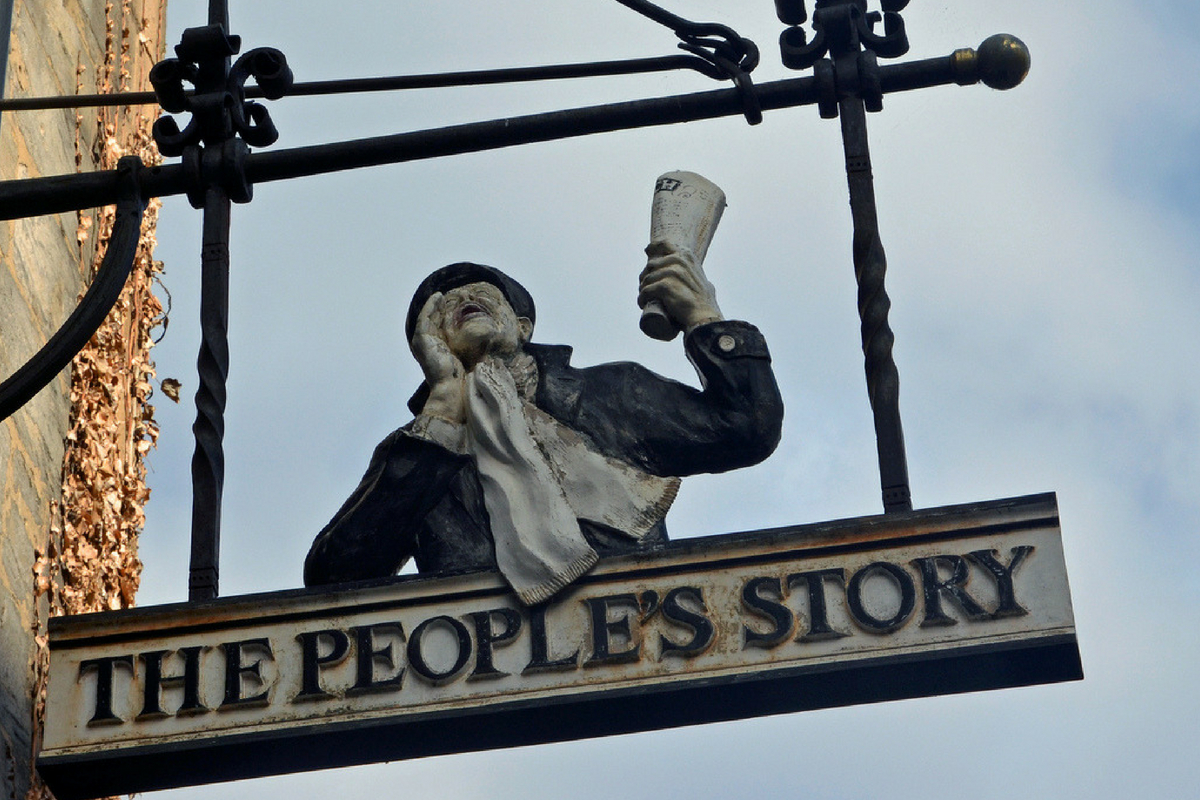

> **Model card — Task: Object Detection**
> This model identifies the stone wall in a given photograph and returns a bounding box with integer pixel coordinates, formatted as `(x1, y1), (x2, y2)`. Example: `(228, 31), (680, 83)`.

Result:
(1, 2), (165, 797)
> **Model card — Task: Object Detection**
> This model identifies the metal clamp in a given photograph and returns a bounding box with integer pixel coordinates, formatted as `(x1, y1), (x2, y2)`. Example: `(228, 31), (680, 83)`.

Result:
(614, 0), (761, 123)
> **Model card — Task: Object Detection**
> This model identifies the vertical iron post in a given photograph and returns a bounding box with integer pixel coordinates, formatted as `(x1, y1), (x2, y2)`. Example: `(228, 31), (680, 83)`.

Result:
(150, 3), (288, 601)
(838, 94), (910, 512)
(779, 0), (914, 512)
(188, 0), (234, 600)
(208, 0), (228, 27)
(188, 187), (230, 600)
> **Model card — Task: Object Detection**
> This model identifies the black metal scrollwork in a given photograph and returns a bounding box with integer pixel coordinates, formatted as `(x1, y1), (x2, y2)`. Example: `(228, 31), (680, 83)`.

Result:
(780, 0), (910, 73)
(150, 24), (292, 207)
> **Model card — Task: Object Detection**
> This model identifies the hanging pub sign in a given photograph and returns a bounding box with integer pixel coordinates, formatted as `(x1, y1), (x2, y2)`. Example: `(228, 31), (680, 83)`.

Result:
(0, 2), (1082, 799)
(39, 493), (1078, 799)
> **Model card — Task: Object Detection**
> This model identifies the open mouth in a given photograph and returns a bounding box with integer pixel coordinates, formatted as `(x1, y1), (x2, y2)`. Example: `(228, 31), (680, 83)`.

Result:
(454, 302), (490, 326)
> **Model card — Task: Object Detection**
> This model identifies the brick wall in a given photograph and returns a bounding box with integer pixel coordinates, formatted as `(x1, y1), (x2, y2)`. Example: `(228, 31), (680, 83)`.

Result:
(0, 2), (165, 797)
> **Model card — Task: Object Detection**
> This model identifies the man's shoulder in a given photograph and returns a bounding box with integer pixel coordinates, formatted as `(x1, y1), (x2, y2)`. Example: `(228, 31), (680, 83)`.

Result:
(528, 342), (667, 423)
(530, 342), (665, 387)
(525, 342), (574, 372)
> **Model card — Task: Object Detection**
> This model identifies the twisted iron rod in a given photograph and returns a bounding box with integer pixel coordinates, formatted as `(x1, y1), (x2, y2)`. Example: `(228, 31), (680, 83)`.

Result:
(838, 95), (911, 512)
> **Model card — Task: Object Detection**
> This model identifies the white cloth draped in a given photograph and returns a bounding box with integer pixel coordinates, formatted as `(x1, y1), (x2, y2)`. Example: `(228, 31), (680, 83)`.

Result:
(462, 358), (678, 605)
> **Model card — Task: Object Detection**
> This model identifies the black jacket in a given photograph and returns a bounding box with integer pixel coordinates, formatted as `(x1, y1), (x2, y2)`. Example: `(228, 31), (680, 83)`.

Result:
(304, 320), (783, 586)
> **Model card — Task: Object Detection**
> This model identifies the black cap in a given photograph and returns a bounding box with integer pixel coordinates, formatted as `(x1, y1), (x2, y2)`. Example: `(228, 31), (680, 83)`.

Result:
(405, 262), (536, 343)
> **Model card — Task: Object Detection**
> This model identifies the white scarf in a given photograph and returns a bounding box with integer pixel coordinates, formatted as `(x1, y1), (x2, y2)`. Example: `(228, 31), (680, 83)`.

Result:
(462, 358), (678, 605)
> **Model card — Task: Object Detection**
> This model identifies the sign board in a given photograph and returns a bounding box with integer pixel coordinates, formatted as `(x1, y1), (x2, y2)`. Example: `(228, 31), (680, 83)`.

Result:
(39, 493), (1081, 799)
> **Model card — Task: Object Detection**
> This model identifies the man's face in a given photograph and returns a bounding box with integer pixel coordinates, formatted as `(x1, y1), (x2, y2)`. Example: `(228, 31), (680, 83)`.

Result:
(433, 282), (531, 365)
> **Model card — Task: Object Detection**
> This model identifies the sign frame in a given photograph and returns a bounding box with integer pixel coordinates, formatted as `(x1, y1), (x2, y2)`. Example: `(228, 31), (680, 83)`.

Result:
(39, 492), (1081, 799)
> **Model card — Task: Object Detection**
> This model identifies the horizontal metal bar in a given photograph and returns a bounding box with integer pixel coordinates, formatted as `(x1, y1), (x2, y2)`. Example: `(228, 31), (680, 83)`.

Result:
(0, 91), (159, 111)
(0, 53), (975, 221)
(248, 77), (814, 184)
(0, 164), (186, 219)
(0, 56), (720, 112)
(279, 55), (723, 94)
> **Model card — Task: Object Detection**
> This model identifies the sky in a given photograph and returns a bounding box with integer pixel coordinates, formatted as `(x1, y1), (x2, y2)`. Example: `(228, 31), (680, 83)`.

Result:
(126, 1), (1200, 797)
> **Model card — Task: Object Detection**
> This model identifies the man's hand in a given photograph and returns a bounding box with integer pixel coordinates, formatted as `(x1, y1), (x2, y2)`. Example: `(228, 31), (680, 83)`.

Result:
(410, 292), (466, 423)
(638, 245), (723, 334)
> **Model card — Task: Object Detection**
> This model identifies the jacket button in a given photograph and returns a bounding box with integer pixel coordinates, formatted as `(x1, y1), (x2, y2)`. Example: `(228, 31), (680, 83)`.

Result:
(717, 334), (737, 353)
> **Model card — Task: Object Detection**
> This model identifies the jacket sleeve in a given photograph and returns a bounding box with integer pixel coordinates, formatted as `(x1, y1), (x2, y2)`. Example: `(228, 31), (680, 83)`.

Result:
(568, 320), (784, 477)
(303, 427), (471, 586)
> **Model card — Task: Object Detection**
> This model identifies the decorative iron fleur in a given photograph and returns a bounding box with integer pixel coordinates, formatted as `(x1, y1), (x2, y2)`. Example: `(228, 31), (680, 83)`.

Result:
(778, 0), (912, 70)
(149, 24), (292, 205)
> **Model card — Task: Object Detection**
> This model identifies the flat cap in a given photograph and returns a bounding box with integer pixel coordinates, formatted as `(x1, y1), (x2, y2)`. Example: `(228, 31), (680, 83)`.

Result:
(405, 262), (535, 342)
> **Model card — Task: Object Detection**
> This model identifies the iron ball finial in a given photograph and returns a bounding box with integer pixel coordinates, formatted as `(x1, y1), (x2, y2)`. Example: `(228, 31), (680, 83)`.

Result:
(976, 34), (1030, 90)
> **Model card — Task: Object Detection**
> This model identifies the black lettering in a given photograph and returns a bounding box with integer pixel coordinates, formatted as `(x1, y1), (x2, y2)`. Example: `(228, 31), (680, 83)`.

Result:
(787, 568), (848, 641)
(912, 555), (990, 627)
(220, 638), (274, 708)
(659, 587), (715, 658)
(468, 608), (522, 680)
(584, 594), (642, 666)
(407, 615), (472, 684)
(79, 655), (134, 725)
(139, 647), (206, 718)
(524, 604), (579, 673)
(349, 623), (406, 695)
(846, 562), (916, 633)
(741, 577), (795, 649)
(294, 629), (350, 701)
(968, 546), (1034, 618)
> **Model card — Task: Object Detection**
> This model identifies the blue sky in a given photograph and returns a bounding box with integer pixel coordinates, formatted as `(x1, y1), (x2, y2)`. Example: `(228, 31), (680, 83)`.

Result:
(130, 1), (1200, 796)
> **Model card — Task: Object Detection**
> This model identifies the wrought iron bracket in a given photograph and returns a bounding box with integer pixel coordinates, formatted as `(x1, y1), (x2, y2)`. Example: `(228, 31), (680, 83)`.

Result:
(0, 0), (1032, 596)
(0, 157), (146, 423)
(0, 43), (1031, 222)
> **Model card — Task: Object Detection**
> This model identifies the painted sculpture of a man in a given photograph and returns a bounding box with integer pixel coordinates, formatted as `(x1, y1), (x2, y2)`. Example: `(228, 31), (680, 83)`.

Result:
(304, 250), (783, 604)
